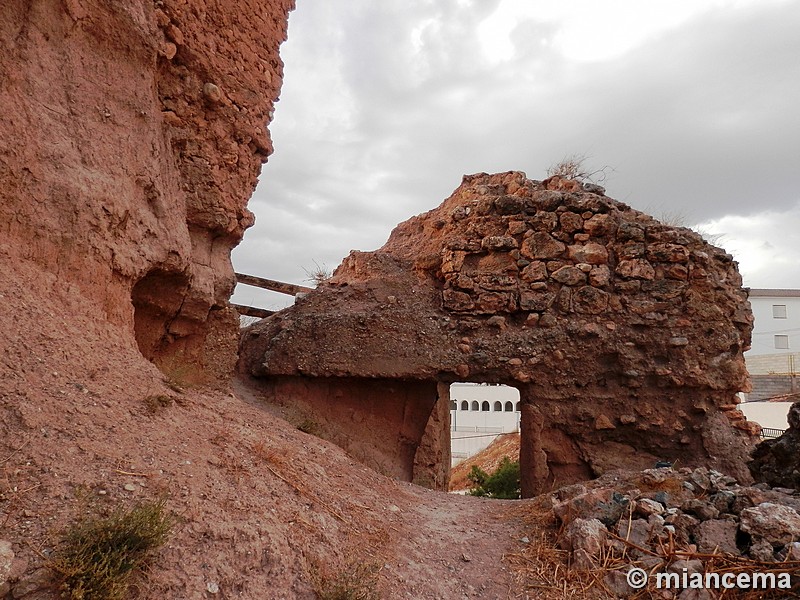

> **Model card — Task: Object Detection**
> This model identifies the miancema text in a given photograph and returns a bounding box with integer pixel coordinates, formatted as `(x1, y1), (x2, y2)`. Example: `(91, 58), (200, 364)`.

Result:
(657, 569), (791, 590)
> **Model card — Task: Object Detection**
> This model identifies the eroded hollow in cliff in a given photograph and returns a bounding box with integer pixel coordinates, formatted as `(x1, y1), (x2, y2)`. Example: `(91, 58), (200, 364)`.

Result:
(132, 268), (191, 367)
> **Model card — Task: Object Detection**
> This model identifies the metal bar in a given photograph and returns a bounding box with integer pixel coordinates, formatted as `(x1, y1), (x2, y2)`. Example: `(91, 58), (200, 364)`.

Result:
(235, 273), (313, 296)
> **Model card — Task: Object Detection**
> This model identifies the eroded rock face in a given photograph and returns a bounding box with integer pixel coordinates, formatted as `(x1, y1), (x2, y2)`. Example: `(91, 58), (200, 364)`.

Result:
(749, 401), (800, 489)
(240, 171), (758, 493)
(0, 0), (293, 381)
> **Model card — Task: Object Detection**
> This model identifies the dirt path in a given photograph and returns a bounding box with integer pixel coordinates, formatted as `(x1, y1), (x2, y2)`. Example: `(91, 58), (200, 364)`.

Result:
(233, 375), (525, 599)
(382, 489), (524, 599)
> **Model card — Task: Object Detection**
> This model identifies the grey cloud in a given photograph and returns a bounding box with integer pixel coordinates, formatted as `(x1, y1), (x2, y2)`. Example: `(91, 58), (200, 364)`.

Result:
(236, 0), (800, 291)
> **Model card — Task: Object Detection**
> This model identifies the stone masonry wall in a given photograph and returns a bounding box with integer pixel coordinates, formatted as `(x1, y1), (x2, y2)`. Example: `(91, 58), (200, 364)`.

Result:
(240, 171), (759, 492)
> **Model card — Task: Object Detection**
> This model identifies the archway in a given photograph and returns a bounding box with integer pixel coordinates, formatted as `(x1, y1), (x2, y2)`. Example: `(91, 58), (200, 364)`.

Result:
(449, 382), (520, 470)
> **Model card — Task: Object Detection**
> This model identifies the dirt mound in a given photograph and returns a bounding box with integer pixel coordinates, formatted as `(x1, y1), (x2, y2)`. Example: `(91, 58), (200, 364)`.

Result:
(450, 433), (521, 492)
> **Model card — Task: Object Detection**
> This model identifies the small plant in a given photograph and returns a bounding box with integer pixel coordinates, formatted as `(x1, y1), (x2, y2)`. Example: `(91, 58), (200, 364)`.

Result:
(546, 153), (611, 184)
(143, 394), (173, 414)
(303, 260), (332, 287)
(311, 560), (382, 600)
(52, 498), (173, 600)
(297, 419), (321, 436)
(467, 456), (521, 499)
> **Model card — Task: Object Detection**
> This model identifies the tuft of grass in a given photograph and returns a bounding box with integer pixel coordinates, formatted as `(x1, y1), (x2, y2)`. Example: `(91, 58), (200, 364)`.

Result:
(51, 498), (173, 600)
(303, 260), (332, 287)
(311, 560), (382, 600)
(297, 419), (321, 436)
(143, 394), (174, 414)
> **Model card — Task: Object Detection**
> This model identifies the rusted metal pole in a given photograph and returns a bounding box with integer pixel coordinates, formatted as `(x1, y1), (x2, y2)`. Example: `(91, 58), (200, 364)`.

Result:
(230, 304), (275, 319)
(234, 273), (313, 296)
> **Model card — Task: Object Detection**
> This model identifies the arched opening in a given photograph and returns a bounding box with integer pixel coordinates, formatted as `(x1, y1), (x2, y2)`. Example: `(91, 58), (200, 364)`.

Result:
(461, 400), (469, 411)
(515, 401), (520, 412)
(451, 400), (457, 411)
(449, 383), (521, 481)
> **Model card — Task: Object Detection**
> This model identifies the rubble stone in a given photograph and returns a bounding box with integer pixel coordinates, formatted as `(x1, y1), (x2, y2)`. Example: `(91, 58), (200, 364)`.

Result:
(749, 401), (800, 489)
(694, 519), (740, 555)
(560, 518), (607, 555)
(739, 503), (800, 547)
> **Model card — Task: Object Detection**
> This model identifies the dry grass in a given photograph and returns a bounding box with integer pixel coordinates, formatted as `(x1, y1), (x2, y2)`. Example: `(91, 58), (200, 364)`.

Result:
(506, 497), (800, 599)
(546, 153), (611, 185)
(309, 559), (383, 600)
(303, 260), (332, 287)
(51, 499), (173, 600)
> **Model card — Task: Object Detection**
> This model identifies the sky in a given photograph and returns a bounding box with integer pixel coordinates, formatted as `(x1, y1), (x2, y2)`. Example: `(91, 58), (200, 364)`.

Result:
(231, 0), (800, 311)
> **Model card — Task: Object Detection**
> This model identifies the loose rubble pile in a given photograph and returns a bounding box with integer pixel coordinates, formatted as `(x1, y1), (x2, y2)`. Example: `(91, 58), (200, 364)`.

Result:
(552, 467), (800, 597)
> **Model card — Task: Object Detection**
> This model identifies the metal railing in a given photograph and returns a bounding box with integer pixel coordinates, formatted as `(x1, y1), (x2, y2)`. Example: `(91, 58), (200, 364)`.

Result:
(760, 427), (787, 439)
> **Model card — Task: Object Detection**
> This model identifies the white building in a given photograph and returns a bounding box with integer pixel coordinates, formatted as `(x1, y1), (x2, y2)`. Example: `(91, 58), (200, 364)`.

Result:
(743, 289), (800, 404)
(746, 289), (800, 359)
(449, 383), (519, 466)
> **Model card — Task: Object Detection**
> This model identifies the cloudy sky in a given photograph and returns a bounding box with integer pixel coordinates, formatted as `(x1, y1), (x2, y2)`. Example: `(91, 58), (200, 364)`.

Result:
(231, 0), (800, 310)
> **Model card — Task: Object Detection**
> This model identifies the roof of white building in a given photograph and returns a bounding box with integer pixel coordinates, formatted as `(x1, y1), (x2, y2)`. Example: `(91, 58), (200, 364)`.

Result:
(749, 289), (800, 298)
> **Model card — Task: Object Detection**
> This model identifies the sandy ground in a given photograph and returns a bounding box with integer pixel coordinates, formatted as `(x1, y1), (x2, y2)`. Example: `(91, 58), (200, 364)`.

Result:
(0, 253), (532, 599)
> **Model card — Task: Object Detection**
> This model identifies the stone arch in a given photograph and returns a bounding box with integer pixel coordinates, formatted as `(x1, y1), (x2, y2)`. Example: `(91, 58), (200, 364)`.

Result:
(239, 171), (757, 494)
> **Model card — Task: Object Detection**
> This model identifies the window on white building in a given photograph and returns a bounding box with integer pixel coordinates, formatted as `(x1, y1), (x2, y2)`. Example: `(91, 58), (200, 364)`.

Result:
(481, 401), (490, 412)
(451, 400), (457, 411)
(494, 401), (502, 411)
(773, 304), (788, 319)
(471, 400), (479, 411)
(775, 335), (790, 349)
(504, 401), (513, 412)
(461, 400), (469, 411)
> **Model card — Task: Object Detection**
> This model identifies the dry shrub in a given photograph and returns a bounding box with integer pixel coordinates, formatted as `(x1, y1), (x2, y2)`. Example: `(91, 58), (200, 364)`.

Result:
(51, 499), (173, 600)
(546, 153), (611, 185)
(310, 559), (382, 600)
(304, 260), (332, 287)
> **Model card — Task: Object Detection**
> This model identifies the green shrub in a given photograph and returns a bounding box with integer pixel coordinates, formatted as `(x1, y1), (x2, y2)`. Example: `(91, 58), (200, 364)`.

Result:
(467, 456), (520, 499)
(52, 499), (173, 600)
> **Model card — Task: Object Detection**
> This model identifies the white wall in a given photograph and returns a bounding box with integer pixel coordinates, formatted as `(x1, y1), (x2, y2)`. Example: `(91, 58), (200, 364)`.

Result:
(738, 401), (792, 432)
(747, 295), (800, 357)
